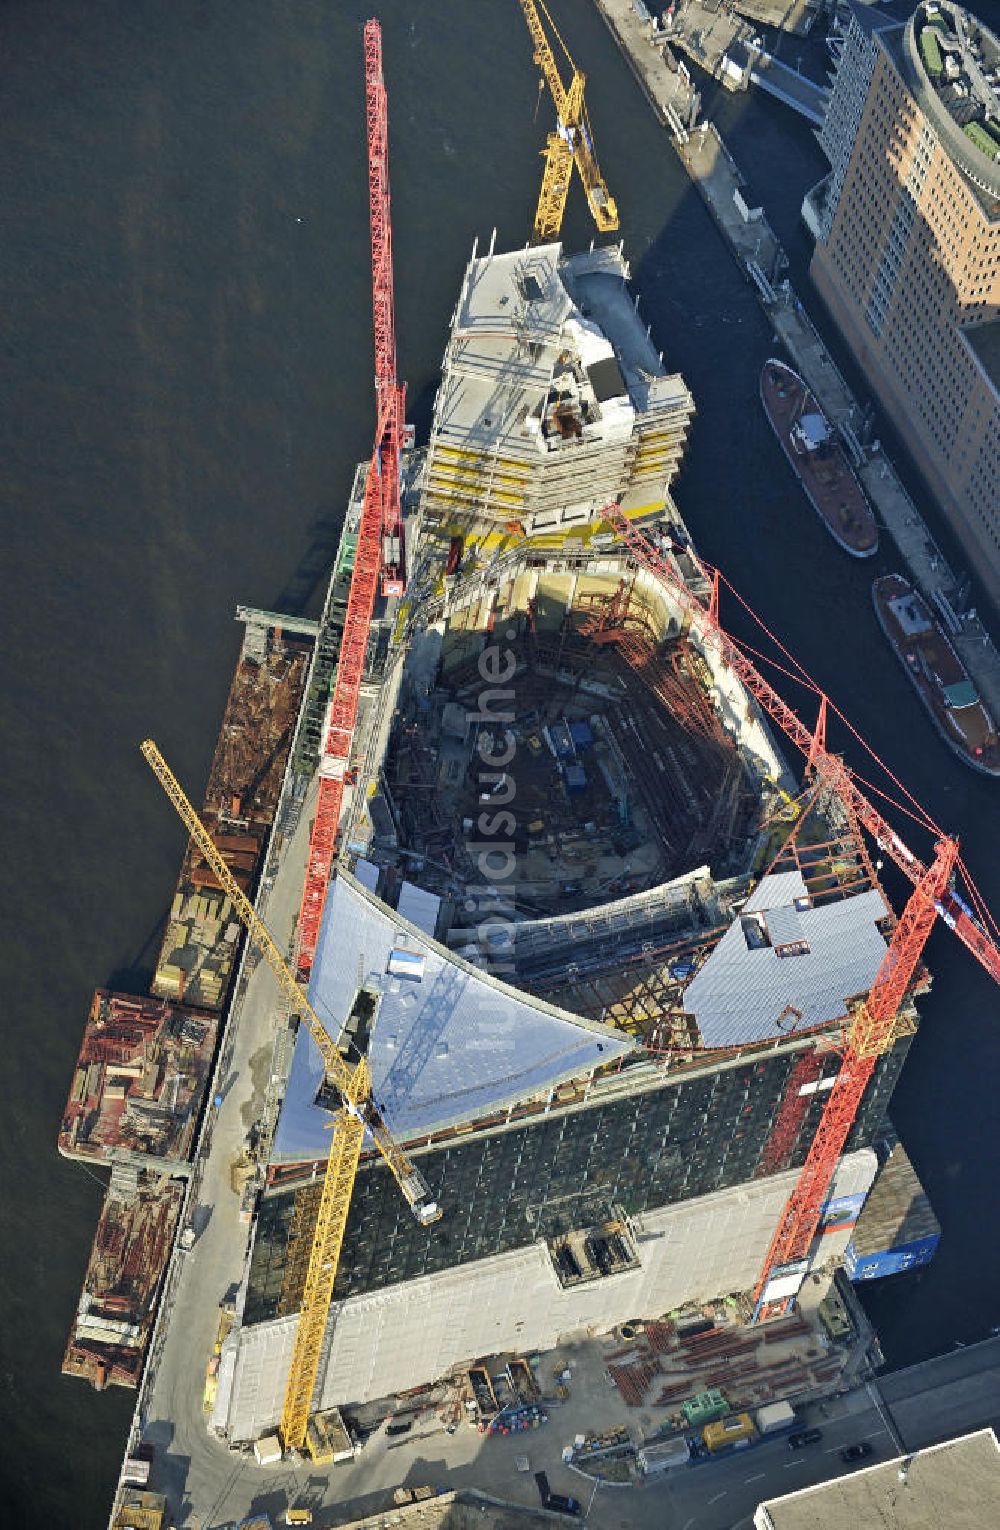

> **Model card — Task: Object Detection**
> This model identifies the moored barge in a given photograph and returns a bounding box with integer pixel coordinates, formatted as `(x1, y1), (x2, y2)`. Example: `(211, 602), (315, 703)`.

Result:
(873, 573), (1000, 776)
(761, 358), (877, 559)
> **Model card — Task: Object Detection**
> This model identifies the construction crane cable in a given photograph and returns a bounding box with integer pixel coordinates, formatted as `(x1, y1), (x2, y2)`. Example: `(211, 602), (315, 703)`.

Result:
(845, 768), (946, 835)
(957, 856), (1000, 941)
(714, 565), (942, 836)
(727, 634), (823, 696)
(607, 503), (1000, 988)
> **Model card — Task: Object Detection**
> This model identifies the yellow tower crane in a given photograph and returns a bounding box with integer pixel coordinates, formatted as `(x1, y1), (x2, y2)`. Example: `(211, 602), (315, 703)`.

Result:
(140, 740), (441, 1454)
(517, 0), (619, 242)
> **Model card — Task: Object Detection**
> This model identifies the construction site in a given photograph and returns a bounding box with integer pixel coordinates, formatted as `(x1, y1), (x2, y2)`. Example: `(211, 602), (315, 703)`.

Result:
(59, 991), (219, 1165)
(62, 1169), (185, 1390)
(201, 220), (944, 1446)
(151, 618), (311, 1010)
(90, 10), (1000, 1529)
(60, 614), (313, 1397)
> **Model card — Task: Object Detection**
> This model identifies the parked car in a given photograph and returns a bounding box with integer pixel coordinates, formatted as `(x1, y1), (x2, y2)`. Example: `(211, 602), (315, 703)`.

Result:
(788, 1429), (823, 1449)
(841, 1442), (874, 1463)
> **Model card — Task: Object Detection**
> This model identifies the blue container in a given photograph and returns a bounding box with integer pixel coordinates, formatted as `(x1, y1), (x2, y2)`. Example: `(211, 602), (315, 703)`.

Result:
(844, 1232), (941, 1281)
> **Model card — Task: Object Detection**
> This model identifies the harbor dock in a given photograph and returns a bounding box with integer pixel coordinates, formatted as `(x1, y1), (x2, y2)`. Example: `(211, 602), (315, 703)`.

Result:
(594, 0), (1000, 726)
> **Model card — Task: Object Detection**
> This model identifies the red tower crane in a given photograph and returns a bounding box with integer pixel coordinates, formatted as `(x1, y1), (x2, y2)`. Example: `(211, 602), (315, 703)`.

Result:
(295, 19), (406, 978)
(365, 19), (407, 599)
(604, 504), (1000, 1316)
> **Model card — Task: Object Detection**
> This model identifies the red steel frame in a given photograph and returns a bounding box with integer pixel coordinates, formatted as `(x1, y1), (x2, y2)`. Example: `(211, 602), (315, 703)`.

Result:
(605, 505), (998, 1312)
(295, 20), (405, 977)
(754, 838), (957, 1314)
(756, 1048), (826, 1179)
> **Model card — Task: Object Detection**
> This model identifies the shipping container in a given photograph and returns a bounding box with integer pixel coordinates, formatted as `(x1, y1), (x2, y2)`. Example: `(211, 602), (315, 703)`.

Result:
(253, 1434), (283, 1466)
(638, 1437), (691, 1474)
(845, 1232), (941, 1281)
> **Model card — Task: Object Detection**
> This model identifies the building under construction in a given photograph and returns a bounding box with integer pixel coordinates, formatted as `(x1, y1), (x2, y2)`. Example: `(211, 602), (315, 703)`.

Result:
(208, 242), (924, 1443)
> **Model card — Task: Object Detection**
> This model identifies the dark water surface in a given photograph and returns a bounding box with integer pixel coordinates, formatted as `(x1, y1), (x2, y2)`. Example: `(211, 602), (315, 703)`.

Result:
(2, 3), (997, 1525)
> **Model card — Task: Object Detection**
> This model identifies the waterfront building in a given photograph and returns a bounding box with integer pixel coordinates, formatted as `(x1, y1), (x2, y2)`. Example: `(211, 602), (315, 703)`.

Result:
(420, 242), (695, 534)
(208, 243), (917, 1441)
(805, 1), (1000, 610)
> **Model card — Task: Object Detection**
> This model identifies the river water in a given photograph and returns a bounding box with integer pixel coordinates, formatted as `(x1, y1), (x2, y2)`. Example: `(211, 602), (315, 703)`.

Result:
(1, 3), (996, 1525)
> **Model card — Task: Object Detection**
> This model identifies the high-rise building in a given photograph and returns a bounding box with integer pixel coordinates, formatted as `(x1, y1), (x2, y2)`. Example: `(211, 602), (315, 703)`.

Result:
(805, 1), (1000, 609)
(206, 244), (919, 1444)
(420, 242), (695, 533)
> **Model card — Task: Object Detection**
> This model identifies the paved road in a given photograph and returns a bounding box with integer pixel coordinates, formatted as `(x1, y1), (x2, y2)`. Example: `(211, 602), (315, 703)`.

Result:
(138, 782), (318, 1528)
(138, 1307), (1000, 1529)
(880, 1335), (1000, 1453)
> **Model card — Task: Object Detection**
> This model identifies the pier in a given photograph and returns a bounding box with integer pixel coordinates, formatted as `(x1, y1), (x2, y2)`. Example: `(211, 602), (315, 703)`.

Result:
(746, 45), (829, 124)
(594, 0), (1000, 726)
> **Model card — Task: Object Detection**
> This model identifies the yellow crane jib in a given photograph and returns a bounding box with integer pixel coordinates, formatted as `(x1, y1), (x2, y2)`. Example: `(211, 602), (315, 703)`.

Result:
(140, 741), (442, 1452)
(138, 739), (440, 1225)
(517, 0), (619, 241)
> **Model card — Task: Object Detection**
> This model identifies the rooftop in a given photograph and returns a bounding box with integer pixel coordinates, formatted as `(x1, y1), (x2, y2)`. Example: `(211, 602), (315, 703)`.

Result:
(270, 871), (632, 1160)
(900, 4), (1000, 206)
(430, 242), (691, 459)
(683, 871), (890, 1046)
(756, 1427), (1000, 1530)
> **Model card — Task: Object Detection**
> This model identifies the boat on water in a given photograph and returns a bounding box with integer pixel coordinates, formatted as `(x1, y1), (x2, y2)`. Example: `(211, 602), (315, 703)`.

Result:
(873, 573), (1000, 777)
(760, 358), (878, 559)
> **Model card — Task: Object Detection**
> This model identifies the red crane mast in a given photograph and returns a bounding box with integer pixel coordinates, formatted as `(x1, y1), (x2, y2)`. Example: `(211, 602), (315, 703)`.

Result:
(295, 19), (405, 978)
(604, 504), (1000, 1314)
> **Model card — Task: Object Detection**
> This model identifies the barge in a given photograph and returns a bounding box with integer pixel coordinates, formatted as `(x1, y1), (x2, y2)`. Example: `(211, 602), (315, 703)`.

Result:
(58, 990), (218, 1165)
(61, 611), (316, 1390)
(151, 617), (311, 1009)
(761, 358), (877, 558)
(873, 573), (1000, 776)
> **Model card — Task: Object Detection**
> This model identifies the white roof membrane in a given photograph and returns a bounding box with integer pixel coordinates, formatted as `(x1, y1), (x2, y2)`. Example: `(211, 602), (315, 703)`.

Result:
(271, 873), (631, 1161)
(684, 874), (890, 1047)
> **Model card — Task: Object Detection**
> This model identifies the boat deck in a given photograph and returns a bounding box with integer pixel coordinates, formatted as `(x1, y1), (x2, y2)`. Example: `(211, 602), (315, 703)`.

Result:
(874, 574), (1000, 775)
(761, 359), (877, 558)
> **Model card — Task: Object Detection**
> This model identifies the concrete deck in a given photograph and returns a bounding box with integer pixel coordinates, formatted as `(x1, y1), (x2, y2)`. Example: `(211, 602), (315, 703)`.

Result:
(116, 775), (321, 1528)
(132, 1322), (1000, 1530)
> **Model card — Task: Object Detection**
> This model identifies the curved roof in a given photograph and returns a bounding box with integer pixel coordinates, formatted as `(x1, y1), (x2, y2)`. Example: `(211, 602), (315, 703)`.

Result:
(902, 4), (1000, 202)
(271, 872), (632, 1162)
(684, 872), (890, 1047)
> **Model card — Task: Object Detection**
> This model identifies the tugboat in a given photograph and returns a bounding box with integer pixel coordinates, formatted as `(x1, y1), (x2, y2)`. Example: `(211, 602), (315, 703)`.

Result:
(873, 573), (1000, 776)
(761, 358), (878, 558)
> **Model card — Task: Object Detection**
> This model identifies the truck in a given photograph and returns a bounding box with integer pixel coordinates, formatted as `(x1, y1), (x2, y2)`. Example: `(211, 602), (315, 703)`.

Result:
(702, 1414), (756, 1453)
(754, 1401), (796, 1435)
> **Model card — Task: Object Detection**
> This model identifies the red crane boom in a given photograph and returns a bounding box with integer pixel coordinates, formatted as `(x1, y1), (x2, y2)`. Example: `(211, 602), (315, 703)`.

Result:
(753, 837), (957, 1316)
(295, 20), (405, 977)
(365, 19), (406, 598)
(604, 503), (1000, 1314)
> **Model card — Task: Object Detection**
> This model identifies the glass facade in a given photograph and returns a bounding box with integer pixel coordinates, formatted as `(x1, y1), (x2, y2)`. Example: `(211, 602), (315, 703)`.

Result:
(244, 1036), (910, 1325)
